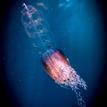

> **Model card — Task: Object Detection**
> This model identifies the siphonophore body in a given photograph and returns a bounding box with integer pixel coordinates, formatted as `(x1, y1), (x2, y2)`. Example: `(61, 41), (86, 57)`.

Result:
(21, 3), (87, 107)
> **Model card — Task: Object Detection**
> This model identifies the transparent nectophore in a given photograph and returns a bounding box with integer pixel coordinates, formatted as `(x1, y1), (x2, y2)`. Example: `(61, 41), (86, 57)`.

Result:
(21, 3), (87, 107)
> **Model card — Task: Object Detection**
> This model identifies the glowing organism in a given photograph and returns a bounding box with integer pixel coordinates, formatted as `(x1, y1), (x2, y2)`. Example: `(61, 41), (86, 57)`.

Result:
(21, 3), (87, 107)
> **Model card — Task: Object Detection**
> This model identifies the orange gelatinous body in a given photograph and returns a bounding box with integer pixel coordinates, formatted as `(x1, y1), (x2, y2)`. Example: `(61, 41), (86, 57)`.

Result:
(42, 49), (75, 84)
(42, 49), (87, 107)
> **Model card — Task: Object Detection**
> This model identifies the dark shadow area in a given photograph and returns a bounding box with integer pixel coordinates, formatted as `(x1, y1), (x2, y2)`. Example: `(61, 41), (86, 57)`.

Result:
(88, 0), (107, 107)
(0, 0), (20, 107)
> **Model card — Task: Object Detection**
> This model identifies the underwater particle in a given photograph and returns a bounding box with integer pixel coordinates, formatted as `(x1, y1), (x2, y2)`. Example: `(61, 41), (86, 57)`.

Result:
(58, 0), (73, 9)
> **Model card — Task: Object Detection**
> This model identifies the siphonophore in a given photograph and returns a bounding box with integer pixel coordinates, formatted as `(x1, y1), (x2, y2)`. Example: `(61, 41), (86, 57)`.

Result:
(21, 3), (87, 107)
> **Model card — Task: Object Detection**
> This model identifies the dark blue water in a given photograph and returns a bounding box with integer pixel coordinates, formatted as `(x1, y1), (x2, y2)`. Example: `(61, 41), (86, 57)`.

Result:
(4, 0), (104, 107)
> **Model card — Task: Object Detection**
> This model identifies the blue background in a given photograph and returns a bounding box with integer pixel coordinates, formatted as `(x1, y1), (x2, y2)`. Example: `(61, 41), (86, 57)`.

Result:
(0, 0), (106, 107)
